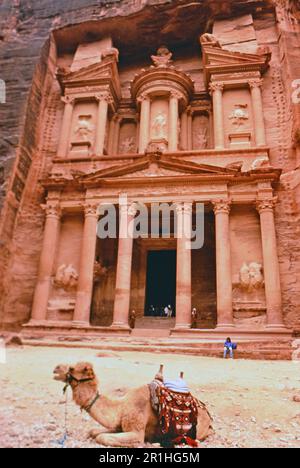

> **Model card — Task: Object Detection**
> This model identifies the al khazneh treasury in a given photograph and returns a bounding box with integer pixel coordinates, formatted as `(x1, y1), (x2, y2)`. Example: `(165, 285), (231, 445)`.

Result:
(0, 1), (300, 357)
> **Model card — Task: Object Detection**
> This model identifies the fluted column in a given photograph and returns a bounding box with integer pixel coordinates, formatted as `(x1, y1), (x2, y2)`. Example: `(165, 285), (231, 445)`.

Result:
(138, 94), (151, 153)
(112, 203), (137, 328)
(210, 82), (225, 150)
(180, 110), (188, 150)
(175, 202), (192, 329)
(213, 200), (234, 328)
(95, 93), (110, 156)
(73, 203), (99, 325)
(169, 92), (180, 152)
(31, 203), (61, 322)
(57, 96), (75, 158)
(256, 199), (284, 328)
(249, 79), (266, 147)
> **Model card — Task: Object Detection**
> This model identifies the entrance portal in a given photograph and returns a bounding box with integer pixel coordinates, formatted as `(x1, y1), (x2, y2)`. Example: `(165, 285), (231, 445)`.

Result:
(145, 250), (176, 317)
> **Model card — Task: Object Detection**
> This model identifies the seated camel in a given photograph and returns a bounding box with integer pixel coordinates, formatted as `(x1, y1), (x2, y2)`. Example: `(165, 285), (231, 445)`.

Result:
(53, 362), (213, 448)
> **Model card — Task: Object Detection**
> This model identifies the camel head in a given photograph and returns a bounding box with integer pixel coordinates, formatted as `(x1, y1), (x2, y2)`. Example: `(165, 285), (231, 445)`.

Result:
(67, 362), (96, 383)
(53, 363), (69, 382)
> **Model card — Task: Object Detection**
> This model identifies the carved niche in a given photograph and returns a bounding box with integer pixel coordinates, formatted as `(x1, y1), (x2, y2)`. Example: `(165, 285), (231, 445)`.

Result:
(192, 114), (210, 150)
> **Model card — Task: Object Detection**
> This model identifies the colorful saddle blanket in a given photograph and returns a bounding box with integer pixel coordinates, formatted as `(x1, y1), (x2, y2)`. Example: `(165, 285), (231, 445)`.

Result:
(149, 379), (199, 447)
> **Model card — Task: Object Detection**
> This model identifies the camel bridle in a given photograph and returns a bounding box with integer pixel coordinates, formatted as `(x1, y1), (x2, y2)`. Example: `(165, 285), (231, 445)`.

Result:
(63, 370), (100, 413)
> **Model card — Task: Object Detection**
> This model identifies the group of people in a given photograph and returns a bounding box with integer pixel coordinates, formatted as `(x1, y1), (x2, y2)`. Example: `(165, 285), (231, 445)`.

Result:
(148, 305), (174, 318)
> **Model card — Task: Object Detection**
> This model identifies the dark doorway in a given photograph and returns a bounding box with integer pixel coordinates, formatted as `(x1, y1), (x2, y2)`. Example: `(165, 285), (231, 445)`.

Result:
(145, 250), (176, 317)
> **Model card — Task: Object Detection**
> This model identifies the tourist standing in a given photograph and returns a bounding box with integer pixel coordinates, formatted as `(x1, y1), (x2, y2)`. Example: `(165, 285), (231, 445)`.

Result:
(191, 308), (198, 328)
(129, 310), (136, 329)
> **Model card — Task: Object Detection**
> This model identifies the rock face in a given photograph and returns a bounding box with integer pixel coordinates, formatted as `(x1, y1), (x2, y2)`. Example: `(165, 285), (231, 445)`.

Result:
(0, 0), (300, 333)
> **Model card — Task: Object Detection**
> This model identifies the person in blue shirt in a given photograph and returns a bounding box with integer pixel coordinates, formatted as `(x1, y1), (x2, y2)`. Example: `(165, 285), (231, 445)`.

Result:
(224, 337), (234, 359)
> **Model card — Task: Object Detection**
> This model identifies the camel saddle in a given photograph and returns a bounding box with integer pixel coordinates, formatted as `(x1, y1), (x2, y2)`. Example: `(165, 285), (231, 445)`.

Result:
(149, 379), (199, 447)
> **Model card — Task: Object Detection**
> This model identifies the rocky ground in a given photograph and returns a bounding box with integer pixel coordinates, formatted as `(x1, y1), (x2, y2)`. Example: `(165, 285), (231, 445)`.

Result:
(1, 346), (300, 448)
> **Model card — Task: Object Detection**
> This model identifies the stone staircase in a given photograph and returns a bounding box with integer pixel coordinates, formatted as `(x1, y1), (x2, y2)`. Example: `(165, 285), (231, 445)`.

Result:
(132, 317), (175, 338)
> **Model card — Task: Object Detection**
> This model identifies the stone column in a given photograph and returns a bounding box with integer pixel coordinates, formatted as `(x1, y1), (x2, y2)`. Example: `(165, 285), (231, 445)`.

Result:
(57, 96), (75, 158)
(112, 203), (137, 328)
(187, 107), (193, 150)
(112, 116), (121, 155)
(31, 203), (61, 322)
(73, 203), (98, 325)
(256, 199), (284, 328)
(107, 117), (115, 155)
(249, 79), (267, 147)
(180, 110), (188, 150)
(210, 82), (225, 150)
(169, 92), (180, 152)
(175, 202), (192, 329)
(213, 200), (234, 328)
(138, 94), (151, 154)
(95, 93), (110, 156)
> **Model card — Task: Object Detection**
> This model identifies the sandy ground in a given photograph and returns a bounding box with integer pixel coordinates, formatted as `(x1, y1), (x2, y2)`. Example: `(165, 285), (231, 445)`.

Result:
(1, 346), (300, 448)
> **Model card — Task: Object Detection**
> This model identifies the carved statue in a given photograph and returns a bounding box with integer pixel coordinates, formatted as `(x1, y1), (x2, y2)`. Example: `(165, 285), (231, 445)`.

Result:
(200, 33), (221, 48)
(151, 46), (173, 68)
(152, 111), (167, 139)
(54, 264), (79, 290)
(120, 136), (136, 154)
(239, 262), (264, 293)
(229, 105), (249, 129)
(75, 115), (94, 141)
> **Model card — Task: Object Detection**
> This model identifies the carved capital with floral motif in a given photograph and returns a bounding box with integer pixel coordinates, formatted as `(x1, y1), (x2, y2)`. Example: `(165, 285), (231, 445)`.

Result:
(42, 202), (61, 218)
(61, 95), (75, 105)
(209, 82), (224, 95)
(256, 198), (277, 214)
(84, 202), (99, 217)
(249, 79), (264, 90)
(213, 199), (231, 215)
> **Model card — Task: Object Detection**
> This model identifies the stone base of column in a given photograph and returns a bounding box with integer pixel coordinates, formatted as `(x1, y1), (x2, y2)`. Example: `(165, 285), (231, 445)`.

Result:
(266, 323), (288, 331)
(216, 323), (236, 330)
(72, 320), (91, 328)
(173, 324), (191, 331)
(111, 322), (131, 331)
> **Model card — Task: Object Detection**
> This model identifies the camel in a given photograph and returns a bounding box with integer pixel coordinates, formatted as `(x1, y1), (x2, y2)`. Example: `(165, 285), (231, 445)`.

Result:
(53, 362), (213, 448)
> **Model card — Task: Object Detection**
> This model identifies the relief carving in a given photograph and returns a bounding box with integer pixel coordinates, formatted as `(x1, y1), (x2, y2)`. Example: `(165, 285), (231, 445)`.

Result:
(120, 136), (136, 154)
(54, 264), (79, 290)
(229, 105), (249, 129)
(238, 262), (264, 293)
(74, 115), (94, 142)
(200, 33), (222, 48)
(152, 111), (167, 139)
(151, 46), (173, 68)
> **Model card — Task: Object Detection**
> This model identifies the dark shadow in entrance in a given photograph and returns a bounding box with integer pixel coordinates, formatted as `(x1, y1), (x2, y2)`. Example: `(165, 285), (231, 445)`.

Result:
(145, 250), (176, 317)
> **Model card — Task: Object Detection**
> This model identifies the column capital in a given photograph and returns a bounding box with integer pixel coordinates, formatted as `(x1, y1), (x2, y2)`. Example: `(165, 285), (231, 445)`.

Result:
(170, 90), (182, 100)
(137, 93), (151, 104)
(256, 198), (277, 214)
(213, 199), (231, 215)
(83, 202), (99, 217)
(209, 82), (224, 95)
(61, 95), (75, 105)
(249, 78), (264, 90)
(119, 202), (138, 218)
(95, 92), (113, 104)
(175, 202), (193, 214)
(42, 202), (61, 218)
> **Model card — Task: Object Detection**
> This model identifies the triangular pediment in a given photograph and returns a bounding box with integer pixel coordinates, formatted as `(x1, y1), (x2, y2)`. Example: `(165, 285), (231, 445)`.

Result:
(201, 44), (270, 85)
(57, 57), (121, 97)
(81, 155), (239, 184)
